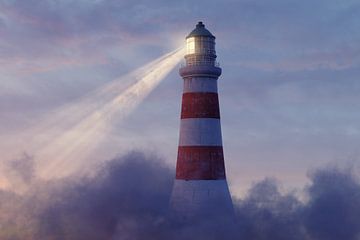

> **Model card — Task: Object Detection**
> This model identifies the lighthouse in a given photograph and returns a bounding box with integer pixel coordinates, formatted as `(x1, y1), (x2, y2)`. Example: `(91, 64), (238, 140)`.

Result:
(170, 22), (233, 219)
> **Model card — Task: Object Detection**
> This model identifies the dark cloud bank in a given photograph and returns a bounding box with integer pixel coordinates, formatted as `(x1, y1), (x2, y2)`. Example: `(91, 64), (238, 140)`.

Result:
(1, 152), (360, 240)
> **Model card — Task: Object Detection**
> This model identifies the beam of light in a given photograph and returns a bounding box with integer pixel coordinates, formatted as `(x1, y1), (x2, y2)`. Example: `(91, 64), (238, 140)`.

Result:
(12, 47), (184, 180)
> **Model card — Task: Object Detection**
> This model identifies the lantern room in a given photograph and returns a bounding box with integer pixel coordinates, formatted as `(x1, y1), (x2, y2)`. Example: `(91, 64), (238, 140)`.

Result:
(185, 22), (217, 66)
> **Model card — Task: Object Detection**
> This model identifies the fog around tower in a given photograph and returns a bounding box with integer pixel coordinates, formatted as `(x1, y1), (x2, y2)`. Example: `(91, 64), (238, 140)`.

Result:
(1, 0), (359, 194)
(1, 151), (359, 240)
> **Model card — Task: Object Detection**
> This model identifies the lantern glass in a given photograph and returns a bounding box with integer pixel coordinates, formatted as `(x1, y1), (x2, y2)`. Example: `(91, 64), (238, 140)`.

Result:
(186, 37), (195, 54)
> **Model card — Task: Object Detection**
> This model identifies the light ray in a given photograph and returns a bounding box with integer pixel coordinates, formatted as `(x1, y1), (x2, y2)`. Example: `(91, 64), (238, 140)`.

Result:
(12, 47), (184, 180)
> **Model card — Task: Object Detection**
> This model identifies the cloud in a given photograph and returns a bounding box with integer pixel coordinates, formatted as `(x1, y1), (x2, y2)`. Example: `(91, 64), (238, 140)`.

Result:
(304, 167), (360, 240)
(0, 151), (173, 239)
(2, 0), (359, 75)
(0, 151), (360, 239)
(234, 46), (360, 72)
(0, 0), (183, 69)
(234, 178), (305, 240)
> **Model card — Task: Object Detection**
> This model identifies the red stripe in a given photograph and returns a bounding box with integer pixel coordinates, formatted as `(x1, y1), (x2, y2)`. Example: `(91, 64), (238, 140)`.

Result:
(176, 146), (226, 180)
(181, 92), (220, 119)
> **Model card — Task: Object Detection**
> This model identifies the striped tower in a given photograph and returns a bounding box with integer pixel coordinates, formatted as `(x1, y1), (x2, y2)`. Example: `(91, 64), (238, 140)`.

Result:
(170, 22), (233, 219)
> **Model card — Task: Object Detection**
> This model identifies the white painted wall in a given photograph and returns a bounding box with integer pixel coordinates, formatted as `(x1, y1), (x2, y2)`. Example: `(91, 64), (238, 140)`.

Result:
(183, 77), (218, 93)
(179, 118), (223, 146)
(170, 179), (233, 219)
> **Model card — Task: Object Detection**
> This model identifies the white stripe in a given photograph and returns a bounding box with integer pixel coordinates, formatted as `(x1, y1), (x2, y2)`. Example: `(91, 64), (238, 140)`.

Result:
(183, 77), (218, 93)
(179, 118), (222, 146)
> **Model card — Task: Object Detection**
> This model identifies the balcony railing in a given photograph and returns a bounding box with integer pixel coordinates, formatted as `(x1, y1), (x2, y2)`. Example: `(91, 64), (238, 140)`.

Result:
(180, 61), (220, 68)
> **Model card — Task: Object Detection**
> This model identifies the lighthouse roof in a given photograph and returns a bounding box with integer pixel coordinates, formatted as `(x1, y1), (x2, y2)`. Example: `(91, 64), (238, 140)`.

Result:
(186, 22), (215, 39)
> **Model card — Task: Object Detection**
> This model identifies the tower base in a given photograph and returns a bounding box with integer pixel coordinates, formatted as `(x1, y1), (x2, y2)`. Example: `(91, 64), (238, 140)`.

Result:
(169, 179), (233, 220)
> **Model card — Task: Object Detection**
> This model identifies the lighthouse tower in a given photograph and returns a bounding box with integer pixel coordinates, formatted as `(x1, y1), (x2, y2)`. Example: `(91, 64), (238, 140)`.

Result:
(170, 22), (233, 219)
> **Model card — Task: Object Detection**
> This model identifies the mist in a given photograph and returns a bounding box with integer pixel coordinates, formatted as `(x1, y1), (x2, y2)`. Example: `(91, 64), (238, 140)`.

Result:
(1, 151), (359, 240)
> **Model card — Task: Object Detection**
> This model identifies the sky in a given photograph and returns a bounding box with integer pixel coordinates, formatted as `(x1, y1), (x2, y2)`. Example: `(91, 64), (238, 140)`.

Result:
(0, 0), (360, 197)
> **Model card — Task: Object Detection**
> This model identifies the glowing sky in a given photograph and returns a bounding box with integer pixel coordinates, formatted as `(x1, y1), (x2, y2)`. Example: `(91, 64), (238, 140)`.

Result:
(1, 0), (360, 196)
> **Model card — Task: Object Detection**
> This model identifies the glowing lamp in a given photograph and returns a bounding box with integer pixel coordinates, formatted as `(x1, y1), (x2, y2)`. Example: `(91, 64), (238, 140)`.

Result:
(186, 37), (195, 55)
